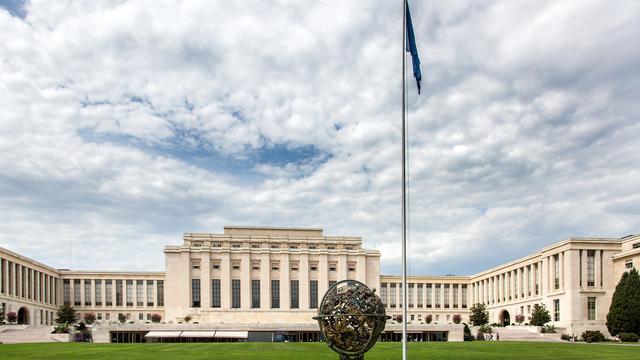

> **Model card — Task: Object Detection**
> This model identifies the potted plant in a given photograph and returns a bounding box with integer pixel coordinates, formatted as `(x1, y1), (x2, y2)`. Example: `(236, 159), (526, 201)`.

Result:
(151, 313), (162, 323)
(6, 312), (17, 324)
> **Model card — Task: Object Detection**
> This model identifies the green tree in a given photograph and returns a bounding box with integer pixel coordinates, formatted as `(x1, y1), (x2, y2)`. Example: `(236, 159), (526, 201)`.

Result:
(469, 303), (489, 326)
(55, 304), (77, 325)
(529, 303), (551, 326)
(0, 304), (5, 324)
(607, 269), (640, 336)
(118, 314), (127, 324)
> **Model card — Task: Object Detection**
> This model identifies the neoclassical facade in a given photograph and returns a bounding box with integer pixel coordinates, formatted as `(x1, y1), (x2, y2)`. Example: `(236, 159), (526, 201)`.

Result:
(1, 227), (638, 342)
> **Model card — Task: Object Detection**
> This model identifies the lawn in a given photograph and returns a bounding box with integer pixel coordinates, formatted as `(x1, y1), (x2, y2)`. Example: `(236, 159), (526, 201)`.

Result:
(0, 341), (638, 360)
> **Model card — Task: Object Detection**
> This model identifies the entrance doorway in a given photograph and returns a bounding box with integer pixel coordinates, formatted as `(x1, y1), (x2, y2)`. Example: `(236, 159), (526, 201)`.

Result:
(500, 310), (510, 327)
(17, 307), (29, 325)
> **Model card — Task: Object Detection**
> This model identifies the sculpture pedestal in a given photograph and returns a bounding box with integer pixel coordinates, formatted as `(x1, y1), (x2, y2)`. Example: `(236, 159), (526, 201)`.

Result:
(340, 355), (364, 360)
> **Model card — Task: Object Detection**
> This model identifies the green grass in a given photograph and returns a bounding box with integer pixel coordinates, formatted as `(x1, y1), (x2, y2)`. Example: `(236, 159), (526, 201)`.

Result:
(0, 342), (638, 360)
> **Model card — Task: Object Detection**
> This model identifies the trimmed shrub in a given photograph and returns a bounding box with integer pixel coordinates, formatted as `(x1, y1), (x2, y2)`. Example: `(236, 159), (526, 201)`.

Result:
(118, 314), (127, 324)
(479, 324), (492, 334)
(151, 313), (162, 323)
(618, 332), (639, 343)
(6, 311), (17, 324)
(582, 330), (605, 343)
(184, 315), (192, 323)
(515, 314), (525, 324)
(453, 314), (462, 324)
(425, 314), (432, 324)
(529, 303), (551, 326)
(463, 323), (474, 341)
(540, 325), (556, 334)
(560, 334), (572, 341)
(607, 269), (640, 336)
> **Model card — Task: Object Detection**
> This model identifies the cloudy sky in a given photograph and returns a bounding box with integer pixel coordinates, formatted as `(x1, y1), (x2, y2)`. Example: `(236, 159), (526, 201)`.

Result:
(1, 0), (638, 276)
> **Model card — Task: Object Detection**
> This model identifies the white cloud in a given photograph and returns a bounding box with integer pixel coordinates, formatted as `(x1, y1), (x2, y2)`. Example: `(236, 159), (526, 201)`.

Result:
(0, 0), (639, 275)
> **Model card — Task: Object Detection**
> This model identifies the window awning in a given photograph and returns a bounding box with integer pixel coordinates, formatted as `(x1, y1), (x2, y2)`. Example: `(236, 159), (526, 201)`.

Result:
(145, 331), (183, 338)
(214, 331), (248, 339)
(180, 331), (216, 338)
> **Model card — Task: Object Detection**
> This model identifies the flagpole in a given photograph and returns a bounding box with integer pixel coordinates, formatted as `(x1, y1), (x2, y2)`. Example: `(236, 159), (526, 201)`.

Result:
(401, 0), (408, 359)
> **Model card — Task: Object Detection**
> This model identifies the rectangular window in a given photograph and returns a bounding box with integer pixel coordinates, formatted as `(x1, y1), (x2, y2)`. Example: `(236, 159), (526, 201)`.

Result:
(587, 250), (595, 287)
(554, 299), (560, 321)
(212, 261), (220, 270)
(426, 284), (432, 308)
(399, 283), (402, 308)
(380, 283), (388, 307)
(453, 284), (459, 308)
(461, 284), (467, 308)
(116, 280), (123, 306)
(126, 280), (133, 306)
(63, 279), (71, 305)
(251, 280), (260, 308)
(105, 280), (113, 306)
(535, 264), (539, 295)
(84, 280), (92, 306)
(390, 283), (397, 308)
(633, 242), (640, 249)
(435, 284), (441, 308)
(136, 280), (144, 307)
(191, 279), (201, 307)
(408, 283), (414, 307)
(527, 266), (532, 296)
(232, 279), (241, 308)
(0, 258), (4, 294)
(444, 284), (450, 308)
(271, 280), (280, 308)
(211, 279), (221, 308)
(146, 280), (154, 306)
(139, 313), (144, 320)
(73, 279), (81, 306)
(191, 261), (200, 270)
(579, 250), (583, 287)
(417, 284), (423, 308)
(588, 297), (596, 321)
(95, 280), (102, 306)
(157, 280), (164, 306)
(626, 260), (634, 269)
(271, 262), (279, 271)
(554, 254), (560, 290)
(520, 270), (525, 297)
(310, 280), (318, 309)
(290, 280), (299, 309)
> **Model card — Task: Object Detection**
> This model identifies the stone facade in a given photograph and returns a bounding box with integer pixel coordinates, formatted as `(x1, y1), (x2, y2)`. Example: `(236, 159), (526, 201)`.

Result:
(1, 228), (639, 341)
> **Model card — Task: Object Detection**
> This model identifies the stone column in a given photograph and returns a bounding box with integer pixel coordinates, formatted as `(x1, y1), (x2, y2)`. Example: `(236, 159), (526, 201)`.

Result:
(356, 254), (366, 284)
(300, 253), (310, 309)
(241, 251), (251, 310)
(318, 253), (328, 303)
(281, 253), (290, 310)
(221, 252), (231, 309)
(201, 252), (211, 310)
(337, 254), (347, 282)
(260, 252), (270, 310)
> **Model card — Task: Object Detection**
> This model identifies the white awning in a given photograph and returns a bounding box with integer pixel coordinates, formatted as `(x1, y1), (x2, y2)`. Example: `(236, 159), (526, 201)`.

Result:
(180, 331), (216, 338)
(214, 331), (248, 339)
(145, 331), (183, 338)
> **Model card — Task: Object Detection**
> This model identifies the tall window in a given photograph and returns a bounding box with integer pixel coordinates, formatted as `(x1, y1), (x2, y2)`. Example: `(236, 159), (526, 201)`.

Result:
(553, 299), (560, 321)
(192, 279), (201, 307)
(310, 280), (318, 309)
(146, 280), (154, 306)
(84, 280), (92, 306)
(116, 280), (123, 306)
(157, 280), (164, 306)
(554, 254), (560, 290)
(271, 280), (280, 308)
(579, 250), (583, 287)
(587, 250), (595, 287)
(390, 284), (396, 308)
(417, 284), (423, 308)
(408, 284), (414, 307)
(95, 280), (102, 306)
(380, 283), (388, 307)
(136, 281), (144, 306)
(453, 284), (458, 308)
(290, 280), (299, 309)
(105, 280), (113, 306)
(0, 258), (4, 294)
(426, 284), (432, 308)
(534, 264), (539, 295)
(211, 279), (221, 308)
(74, 280), (81, 306)
(126, 280), (133, 306)
(461, 284), (467, 308)
(520, 270), (524, 297)
(251, 280), (260, 308)
(63, 279), (70, 305)
(444, 284), (450, 308)
(232, 279), (241, 308)
(435, 284), (441, 308)
(527, 266), (532, 296)
(587, 297), (596, 321)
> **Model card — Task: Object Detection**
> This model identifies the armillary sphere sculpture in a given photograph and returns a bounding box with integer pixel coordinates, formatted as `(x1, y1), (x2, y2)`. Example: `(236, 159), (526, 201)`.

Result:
(313, 280), (390, 360)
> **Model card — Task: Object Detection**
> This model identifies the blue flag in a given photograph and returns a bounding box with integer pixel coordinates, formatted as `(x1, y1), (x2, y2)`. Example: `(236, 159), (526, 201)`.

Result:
(406, 1), (422, 94)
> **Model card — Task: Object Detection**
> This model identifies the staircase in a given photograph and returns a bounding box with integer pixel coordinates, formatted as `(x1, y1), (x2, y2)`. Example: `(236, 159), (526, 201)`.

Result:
(0, 326), (55, 344)
(493, 326), (562, 342)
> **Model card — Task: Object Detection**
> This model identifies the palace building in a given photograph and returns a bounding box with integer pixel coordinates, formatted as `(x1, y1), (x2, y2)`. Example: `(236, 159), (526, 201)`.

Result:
(0, 226), (638, 343)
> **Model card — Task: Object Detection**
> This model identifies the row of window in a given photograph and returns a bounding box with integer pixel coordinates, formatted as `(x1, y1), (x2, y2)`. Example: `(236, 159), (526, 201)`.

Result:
(194, 260), (357, 273)
(191, 279), (330, 309)
(189, 241), (357, 251)
(474, 263), (541, 306)
(380, 283), (468, 309)
(0, 257), (58, 306)
(63, 279), (164, 307)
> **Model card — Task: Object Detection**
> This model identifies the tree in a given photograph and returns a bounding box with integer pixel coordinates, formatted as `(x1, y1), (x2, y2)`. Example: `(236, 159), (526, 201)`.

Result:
(151, 313), (162, 323)
(118, 314), (127, 324)
(469, 303), (489, 326)
(425, 314), (432, 324)
(84, 313), (96, 325)
(607, 268), (640, 336)
(529, 303), (551, 326)
(0, 304), (5, 324)
(55, 304), (77, 325)
(453, 314), (462, 324)
(7, 311), (17, 324)
(515, 314), (525, 325)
